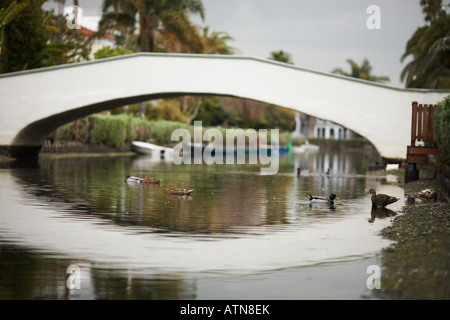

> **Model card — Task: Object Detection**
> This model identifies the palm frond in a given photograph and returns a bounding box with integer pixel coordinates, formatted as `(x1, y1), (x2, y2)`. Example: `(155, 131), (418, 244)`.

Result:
(0, 0), (30, 28)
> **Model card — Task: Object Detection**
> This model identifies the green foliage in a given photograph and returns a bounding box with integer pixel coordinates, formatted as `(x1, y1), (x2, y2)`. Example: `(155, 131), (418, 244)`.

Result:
(53, 114), (191, 149)
(0, 1), (93, 72)
(400, 2), (449, 89)
(0, 0), (30, 65)
(94, 45), (133, 59)
(50, 113), (296, 150)
(194, 97), (230, 126)
(268, 50), (294, 64)
(202, 27), (236, 54)
(332, 58), (390, 83)
(100, 0), (205, 53)
(434, 95), (450, 164)
(0, 0), (46, 72)
(0, 1), (30, 29)
(43, 13), (93, 65)
(151, 98), (188, 122)
(264, 105), (296, 131)
(89, 114), (129, 148)
(55, 117), (92, 144)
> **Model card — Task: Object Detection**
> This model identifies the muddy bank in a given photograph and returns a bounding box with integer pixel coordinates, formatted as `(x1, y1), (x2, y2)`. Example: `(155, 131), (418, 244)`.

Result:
(376, 172), (450, 299)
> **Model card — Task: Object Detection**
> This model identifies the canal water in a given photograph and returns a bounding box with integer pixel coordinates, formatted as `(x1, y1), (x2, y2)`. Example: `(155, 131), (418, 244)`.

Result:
(0, 150), (405, 299)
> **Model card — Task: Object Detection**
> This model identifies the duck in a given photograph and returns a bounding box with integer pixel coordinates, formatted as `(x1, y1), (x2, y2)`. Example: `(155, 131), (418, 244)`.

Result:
(367, 189), (399, 208)
(167, 186), (194, 196)
(143, 176), (161, 184)
(418, 188), (437, 202)
(308, 193), (339, 206)
(125, 175), (144, 185)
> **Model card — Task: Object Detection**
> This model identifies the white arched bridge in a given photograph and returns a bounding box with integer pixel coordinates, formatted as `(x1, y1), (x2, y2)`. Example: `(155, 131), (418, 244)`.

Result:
(0, 53), (447, 159)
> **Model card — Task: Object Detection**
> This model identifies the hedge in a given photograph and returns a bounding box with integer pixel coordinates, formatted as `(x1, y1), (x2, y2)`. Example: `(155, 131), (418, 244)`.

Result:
(434, 95), (450, 165)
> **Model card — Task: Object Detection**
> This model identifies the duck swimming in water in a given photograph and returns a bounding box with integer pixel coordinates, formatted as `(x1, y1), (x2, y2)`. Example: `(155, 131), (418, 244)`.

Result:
(143, 176), (161, 184)
(167, 186), (193, 196)
(125, 175), (144, 184)
(125, 175), (161, 185)
(308, 193), (339, 206)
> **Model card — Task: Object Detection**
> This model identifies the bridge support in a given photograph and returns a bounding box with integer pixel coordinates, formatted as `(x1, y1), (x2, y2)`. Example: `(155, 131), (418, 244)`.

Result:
(404, 163), (419, 183)
(0, 145), (42, 161)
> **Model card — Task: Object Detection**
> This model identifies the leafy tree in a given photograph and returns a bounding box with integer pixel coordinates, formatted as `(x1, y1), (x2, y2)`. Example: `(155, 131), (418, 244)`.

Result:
(400, 1), (449, 89)
(193, 97), (230, 126)
(39, 12), (93, 67)
(264, 105), (296, 131)
(268, 50), (294, 64)
(202, 26), (236, 54)
(99, 0), (205, 53)
(94, 45), (132, 59)
(332, 58), (390, 83)
(0, 0), (29, 56)
(0, 0), (46, 72)
(0, 0), (94, 72)
(433, 94), (450, 164)
(420, 0), (447, 23)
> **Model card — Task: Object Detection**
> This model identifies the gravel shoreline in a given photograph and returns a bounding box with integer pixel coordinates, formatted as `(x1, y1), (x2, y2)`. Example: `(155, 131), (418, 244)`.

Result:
(376, 171), (450, 299)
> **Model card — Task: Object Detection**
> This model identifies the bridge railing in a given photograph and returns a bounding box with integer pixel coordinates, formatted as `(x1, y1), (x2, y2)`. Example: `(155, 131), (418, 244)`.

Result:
(406, 101), (438, 164)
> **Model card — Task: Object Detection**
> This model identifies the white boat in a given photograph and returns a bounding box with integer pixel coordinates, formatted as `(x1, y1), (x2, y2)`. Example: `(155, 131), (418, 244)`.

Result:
(386, 163), (399, 171)
(131, 141), (173, 158)
(291, 141), (319, 153)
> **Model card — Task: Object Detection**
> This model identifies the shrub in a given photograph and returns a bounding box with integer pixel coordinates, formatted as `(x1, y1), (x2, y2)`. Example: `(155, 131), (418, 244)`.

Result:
(89, 114), (128, 148)
(434, 95), (450, 164)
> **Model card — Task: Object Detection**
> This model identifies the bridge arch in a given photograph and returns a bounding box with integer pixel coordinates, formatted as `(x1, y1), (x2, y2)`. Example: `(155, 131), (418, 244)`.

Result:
(0, 53), (447, 159)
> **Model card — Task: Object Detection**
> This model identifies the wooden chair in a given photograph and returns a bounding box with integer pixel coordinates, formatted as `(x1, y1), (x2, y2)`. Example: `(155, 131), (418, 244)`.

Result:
(406, 101), (438, 164)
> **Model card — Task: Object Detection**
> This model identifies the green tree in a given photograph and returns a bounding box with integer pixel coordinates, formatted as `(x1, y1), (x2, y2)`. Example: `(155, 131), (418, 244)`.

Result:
(420, 0), (447, 23)
(94, 45), (132, 59)
(268, 50), (294, 64)
(433, 94), (450, 164)
(0, 0), (29, 56)
(0, 0), (46, 73)
(0, 0), (94, 72)
(193, 97), (230, 126)
(400, 1), (449, 89)
(202, 26), (236, 54)
(39, 11), (93, 67)
(99, 0), (205, 53)
(332, 58), (390, 83)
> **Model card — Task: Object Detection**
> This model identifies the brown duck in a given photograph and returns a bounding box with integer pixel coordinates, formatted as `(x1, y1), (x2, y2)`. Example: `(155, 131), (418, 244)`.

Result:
(167, 186), (193, 196)
(368, 189), (399, 208)
(143, 176), (161, 184)
(419, 188), (437, 202)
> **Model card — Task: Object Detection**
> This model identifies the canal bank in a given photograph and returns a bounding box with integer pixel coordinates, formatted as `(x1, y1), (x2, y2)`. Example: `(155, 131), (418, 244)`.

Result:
(376, 161), (450, 299)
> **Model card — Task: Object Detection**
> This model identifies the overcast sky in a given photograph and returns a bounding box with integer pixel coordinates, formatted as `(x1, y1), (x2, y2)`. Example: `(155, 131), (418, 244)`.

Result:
(44, 0), (448, 88)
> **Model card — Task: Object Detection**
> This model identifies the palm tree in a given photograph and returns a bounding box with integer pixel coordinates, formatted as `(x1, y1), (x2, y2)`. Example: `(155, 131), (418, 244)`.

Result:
(400, 6), (449, 89)
(332, 58), (390, 83)
(0, 0), (30, 55)
(99, 0), (205, 53)
(268, 50), (294, 64)
(420, 0), (447, 23)
(202, 26), (236, 54)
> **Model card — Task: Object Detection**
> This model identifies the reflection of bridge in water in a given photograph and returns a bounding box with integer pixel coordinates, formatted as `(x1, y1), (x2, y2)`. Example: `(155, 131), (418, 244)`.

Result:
(290, 150), (385, 201)
(292, 151), (368, 175)
(0, 53), (448, 160)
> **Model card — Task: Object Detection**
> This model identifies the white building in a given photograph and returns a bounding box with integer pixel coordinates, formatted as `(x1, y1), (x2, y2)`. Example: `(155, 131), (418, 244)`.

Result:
(292, 112), (353, 139)
(313, 119), (350, 139)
